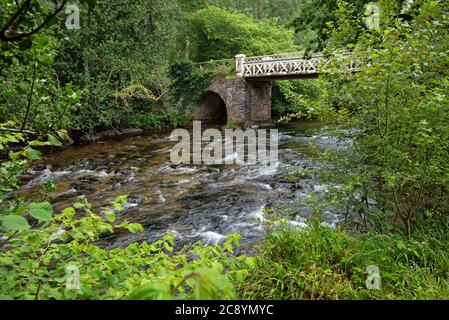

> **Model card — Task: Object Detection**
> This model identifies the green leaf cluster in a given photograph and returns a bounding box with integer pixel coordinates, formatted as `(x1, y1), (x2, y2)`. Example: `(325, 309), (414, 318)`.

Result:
(0, 195), (249, 300)
(317, 0), (449, 234)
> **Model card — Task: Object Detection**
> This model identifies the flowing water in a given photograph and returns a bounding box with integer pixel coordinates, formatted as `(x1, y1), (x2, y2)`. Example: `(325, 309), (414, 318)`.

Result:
(18, 121), (345, 251)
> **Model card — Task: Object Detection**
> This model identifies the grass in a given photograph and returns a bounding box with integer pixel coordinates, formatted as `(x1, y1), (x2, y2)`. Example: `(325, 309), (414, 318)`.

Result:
(238, 221), (449, 300)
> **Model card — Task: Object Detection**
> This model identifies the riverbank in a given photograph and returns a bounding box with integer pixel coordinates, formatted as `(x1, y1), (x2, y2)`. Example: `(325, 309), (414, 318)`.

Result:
(15, 120), (340, 251)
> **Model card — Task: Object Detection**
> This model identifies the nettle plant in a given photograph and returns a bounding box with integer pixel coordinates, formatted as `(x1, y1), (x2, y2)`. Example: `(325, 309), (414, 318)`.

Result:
(0, 195), (251, 300)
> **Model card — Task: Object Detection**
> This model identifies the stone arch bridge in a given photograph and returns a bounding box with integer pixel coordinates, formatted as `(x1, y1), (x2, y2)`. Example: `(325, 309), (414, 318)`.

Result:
(195, 52), (358, 127)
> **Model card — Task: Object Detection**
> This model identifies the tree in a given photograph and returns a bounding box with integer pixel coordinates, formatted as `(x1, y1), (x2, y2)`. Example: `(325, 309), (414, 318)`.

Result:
(187, 6), (297, 61)
(257, 0), (264, 20)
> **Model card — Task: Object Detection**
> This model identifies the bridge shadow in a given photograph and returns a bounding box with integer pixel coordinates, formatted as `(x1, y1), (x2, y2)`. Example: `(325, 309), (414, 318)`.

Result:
(197, 91), (227, 125)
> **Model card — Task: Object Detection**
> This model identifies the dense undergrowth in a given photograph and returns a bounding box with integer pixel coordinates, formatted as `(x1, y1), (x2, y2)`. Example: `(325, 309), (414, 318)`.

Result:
(1, 129), (449, 300)
(2, 0), (449, 301)
(3, 193), (449, 300)
(240, 222), (449, 300)
(0, 196), (251, 300)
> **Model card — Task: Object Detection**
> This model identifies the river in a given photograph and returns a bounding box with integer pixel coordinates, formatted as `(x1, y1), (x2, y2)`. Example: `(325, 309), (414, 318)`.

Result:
(18, 120), (344, 251)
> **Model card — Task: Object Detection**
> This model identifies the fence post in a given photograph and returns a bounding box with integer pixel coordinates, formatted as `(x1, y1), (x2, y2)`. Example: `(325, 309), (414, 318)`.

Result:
(235, 54), (246, 77)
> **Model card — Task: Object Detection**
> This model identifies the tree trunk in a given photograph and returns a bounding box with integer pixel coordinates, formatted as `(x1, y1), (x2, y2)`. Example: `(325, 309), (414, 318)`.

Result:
(257, 0), (264, 20)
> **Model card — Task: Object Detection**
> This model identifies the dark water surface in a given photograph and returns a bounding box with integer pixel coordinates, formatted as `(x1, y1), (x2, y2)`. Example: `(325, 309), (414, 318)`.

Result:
(18, 121), (344, 250)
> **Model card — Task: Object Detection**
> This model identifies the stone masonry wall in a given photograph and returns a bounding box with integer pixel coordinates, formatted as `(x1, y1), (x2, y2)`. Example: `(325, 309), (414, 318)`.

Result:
(196, 75), (272, 127)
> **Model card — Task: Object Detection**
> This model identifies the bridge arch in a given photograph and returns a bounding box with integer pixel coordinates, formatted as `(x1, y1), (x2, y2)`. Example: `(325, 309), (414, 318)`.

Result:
(196, 90), (228, 124)
(194, 52), (358, 127)
(195, 75), (272, 127)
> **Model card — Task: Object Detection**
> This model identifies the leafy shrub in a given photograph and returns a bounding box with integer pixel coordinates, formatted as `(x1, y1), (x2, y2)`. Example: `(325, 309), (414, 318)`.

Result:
(317, 0), (449, 234)
(52, 0), (184, 134)
(0, 127), (69, 233)
(0, 33), (82, 134)
(240, 223), (449, 300)
(124, 109), (192, 130)
(187, 6), (297, 61)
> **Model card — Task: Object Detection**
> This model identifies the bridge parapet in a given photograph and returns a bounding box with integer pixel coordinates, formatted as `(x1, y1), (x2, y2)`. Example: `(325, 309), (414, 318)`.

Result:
(236, 52), (359, 79)
(195, 52), (359, 127)
(244, 51), (310, 63)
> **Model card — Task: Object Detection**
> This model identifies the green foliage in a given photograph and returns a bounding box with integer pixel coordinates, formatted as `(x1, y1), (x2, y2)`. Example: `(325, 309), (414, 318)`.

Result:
(0, 0), (95, 44)
(289, 0), (340, 51)
(187, 6), (297, 61)
(3, 0), (354, 133)
(129, 268), (237, 300)
(240, 222), (449, 300)
(272, 80), (324, 120)
(53, 0), (184, 134)
(323, 0), (368, 50)
(316, 0), (449, 234)
(0, 31), (82, 133)
(0, 128), (66, 233)
(3, 0), (449, 302)
(181, 0), (371, 51)
(169, 60), (214, 107)
(1, 0), (191, 136)
(1, 215), (30, 232)
(0, 196), (249, 300)
(28, 202), (54, 222)
(216, 0), (296, 21)
(0, 0), (90, 134)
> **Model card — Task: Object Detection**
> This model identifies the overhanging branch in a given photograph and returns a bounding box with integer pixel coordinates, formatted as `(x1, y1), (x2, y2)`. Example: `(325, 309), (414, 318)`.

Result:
(0, 0), (69, 42)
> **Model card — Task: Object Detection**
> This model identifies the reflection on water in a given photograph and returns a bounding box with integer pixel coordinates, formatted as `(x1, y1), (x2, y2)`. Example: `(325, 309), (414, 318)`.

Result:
(17, 121), (345, 250)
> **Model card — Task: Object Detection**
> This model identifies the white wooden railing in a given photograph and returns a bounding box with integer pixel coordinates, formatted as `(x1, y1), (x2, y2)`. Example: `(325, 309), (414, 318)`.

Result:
(235, 52), (359, 78)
